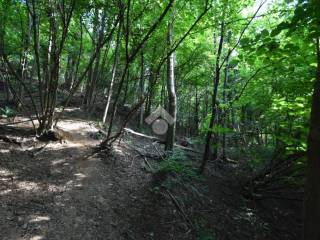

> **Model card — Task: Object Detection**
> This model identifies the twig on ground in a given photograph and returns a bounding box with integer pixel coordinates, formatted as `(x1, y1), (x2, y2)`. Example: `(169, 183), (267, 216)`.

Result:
(28, 143), (49, 157)
(152, 142), (165, 161)
(0, 135), (22, 147)
(163, 189), (195, 230)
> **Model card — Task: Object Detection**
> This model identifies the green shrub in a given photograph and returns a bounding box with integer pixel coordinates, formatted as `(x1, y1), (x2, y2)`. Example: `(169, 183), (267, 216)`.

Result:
(0, 106), (16, 118)
(155, 149), (200, 180)
(194, 217), (216, 240)
(0, 106), (16, 122)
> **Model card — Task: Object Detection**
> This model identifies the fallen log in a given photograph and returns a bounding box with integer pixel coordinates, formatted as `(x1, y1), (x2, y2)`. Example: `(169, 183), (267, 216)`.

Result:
(98, 126), (202, 154)
(124, 128), (160, 141)
(123, 128), (202, 154)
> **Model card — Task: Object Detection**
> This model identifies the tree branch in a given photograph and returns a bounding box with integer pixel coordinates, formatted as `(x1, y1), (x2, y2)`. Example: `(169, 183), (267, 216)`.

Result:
(219, 0), (267, 70)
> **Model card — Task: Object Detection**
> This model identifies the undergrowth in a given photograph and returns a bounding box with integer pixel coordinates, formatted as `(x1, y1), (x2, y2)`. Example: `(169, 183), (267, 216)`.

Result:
(154, 149), (201, 181)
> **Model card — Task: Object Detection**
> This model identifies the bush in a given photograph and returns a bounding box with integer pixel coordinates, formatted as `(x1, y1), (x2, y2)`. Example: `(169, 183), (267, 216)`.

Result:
(0, 106), (16, 122)
(155, 149), (200, 181)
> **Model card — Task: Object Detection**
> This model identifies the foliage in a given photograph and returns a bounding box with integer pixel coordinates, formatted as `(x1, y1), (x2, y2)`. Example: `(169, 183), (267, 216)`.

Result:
(193, 216), (216, 240)
(0, 0), (316, 205)
(0, 106), (16, 118)
(155, 149), (200, 181)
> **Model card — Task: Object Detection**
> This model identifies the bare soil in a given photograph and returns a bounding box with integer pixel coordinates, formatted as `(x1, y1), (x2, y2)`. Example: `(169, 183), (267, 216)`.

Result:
(0, 108), (302, 240)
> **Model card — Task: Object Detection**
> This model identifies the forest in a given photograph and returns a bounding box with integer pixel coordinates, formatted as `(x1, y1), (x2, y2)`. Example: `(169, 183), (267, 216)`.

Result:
(0, 0), (319, 239)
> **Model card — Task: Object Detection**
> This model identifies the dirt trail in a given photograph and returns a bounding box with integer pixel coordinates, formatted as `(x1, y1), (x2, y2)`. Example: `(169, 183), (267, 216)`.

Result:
(0, 110), (302, 240)
(0, 116), (151, 240)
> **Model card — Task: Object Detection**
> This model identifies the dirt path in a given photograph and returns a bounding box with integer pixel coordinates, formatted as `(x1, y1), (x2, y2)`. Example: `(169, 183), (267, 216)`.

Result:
(0, 117), (152, 240)
(0, 111), (302, 240)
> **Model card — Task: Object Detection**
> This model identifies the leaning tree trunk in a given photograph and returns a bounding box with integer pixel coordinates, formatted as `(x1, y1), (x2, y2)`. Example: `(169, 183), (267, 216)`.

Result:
(102, 22), (121, 124)
(165, 16), (177, 151)
(304, 37), (320, 240)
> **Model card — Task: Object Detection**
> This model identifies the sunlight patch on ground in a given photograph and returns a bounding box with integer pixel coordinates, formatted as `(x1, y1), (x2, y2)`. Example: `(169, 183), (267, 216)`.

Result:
(46, 142), (84, 149)
(30, 235), (44, 240)
(0, 149), (10, 153)
(47, 184), (66, 193)
(29, 215), (50, 223)
(67, 142), (88, 147)
(0, 168), (14, 177)
(56, 107), (81, 113)
(51, 159), (66, 166)
(57, 120), (97, 133)
(55, 119), (100, 146)
(0, 189), (12, 195)
(74, 172), (86, 179)
(113, 146), (125, 156)
(17, 181), (40, 192)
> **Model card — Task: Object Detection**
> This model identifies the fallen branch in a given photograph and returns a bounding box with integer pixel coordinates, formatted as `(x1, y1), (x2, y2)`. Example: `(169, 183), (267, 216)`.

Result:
(123, 128), (202, 153)
(163, 189), (195, 229)
(252, 193), (302, 202)
(124, 142), (162, 161)
(0, 135), (22, 147)
(99, 125), (202, 154)
(27, 143), (49, 157)
(0, 118), (35, 127)
(124, 127), (159, 141)
(152, 142), (165, 161)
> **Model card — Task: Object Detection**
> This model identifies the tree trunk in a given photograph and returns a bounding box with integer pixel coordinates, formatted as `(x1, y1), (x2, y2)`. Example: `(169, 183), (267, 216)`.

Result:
(304, 37), (320, 240)
(86, 11), (106, 110)
(165, 15), (177, 151)
(145, 69), (155, 117)
(200, 21), (225, 173)
(221, 32), (231, 161)
(19, 12), (32, 104)
(102, 22), (121, 124)
(194, 86), (199, 135)
(139, 51), (145, 128)
(121, 67), (129, 105)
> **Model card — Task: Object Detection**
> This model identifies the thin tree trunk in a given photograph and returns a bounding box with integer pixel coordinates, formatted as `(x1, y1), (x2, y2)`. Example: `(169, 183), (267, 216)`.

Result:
(102, 0), (174, 146)
(85, 9), (105, 109)
(139, 51), (145, 128)
(145, 69), (155, 117)
(19, 12), (32, 104)
(200, 21), (225, 173)
(221, 32), (231, 161)
(102, 22), (121, 124)
(121, 67), (129, 105)
(194, 86), (199, 135)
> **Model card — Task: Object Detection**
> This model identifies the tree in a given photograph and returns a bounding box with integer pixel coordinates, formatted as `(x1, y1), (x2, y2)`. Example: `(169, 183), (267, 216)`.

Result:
(165, 11), (177, 151)
(305, 34), (320, 240)
(102, 20), (122, 124)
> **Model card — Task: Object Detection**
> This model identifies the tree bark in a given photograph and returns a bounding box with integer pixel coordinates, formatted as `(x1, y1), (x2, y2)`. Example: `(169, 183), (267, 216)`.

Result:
(194, 86), (199, 135)
(139, 50), (145, 128)
(165, 14), (177, 151)
(221, 31), (231, 162)
(102, 22), (121, 124)
(304, 37), (320, 240)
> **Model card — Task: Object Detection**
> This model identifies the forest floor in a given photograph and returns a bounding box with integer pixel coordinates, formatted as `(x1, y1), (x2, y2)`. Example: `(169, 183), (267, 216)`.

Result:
(0, 107), (302, 240)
